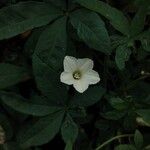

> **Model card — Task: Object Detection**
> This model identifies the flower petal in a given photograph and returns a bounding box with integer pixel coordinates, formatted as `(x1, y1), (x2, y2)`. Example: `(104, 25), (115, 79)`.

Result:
(60, 72), (74, 85)
(64, 56), (77, 72)
(77, 58), (93, 72)
(84, 70), (100, 84)
(73, 80), (89, 93)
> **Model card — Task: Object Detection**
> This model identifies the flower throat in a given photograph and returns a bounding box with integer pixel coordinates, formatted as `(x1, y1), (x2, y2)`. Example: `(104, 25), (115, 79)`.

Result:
(73, 71), (81, 80)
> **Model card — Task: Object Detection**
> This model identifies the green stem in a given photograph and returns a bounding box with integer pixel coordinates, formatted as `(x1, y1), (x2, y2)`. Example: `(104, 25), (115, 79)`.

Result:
(95, 134), (134, 150)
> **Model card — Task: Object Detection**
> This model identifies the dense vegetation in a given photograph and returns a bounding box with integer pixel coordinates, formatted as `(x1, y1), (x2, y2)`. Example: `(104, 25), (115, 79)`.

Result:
(0, 0), (149, 150)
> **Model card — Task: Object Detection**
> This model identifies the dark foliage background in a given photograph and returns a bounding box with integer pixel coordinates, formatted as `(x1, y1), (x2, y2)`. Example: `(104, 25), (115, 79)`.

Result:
(0, 0), (149, 150)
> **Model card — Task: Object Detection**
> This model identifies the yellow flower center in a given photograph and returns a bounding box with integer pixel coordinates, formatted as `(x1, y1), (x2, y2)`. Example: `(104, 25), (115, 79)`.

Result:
(73, 71), (81, 80)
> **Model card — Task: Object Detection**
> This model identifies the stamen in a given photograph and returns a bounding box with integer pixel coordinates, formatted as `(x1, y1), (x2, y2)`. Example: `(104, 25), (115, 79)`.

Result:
(73, 71), (81, 80)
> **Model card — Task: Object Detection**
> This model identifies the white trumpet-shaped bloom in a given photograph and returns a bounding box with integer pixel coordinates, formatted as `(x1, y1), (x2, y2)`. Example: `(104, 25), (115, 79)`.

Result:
(60, 56), (100, 93)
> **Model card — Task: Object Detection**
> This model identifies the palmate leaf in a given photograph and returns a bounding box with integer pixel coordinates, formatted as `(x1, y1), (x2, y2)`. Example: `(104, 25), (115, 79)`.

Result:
(0, 1), (62, 40)
(75, 0), (130, 35)
(0, 92), (62, 116)
(33, 17), (68, 104)
(17, 110), (65, 148)
(71, 9), (111, 54)
(0, 63), (29, 89)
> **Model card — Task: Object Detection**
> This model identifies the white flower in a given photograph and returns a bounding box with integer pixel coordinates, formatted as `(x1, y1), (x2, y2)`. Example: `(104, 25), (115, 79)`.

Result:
(60, 56), (100, 93)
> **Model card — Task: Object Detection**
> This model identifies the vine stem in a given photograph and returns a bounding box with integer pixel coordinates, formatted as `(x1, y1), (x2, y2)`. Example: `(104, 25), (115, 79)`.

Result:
(95, 134), (134, 150)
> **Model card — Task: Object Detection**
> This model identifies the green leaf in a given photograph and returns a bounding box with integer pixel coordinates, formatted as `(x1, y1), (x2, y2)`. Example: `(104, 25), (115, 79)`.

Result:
(115, 144), (136, 150)
(136, 109), (150, 124)
(33, 17), (68, 104)
(130, 4), (149, 36)
(115, 45), (131, 70)
(101, 110), (126, 120)
(109, 97), (129, 110)
(61, 115), (78, 144)
(71, 86), (105, 107)
(34, 16), (67, 71)
(71, 9), (111, 54)
(0, 92), (62, 116)
(134, 130), (143, 149)
(75, 0), (130, 35)
(0, 63), (29, 89)
(18, 110), (65, 148)
(24, 28), (44, 56)
(0, 2), (62, 40)
(33, 55), (67, 105)
(110, 35), (128, 49)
